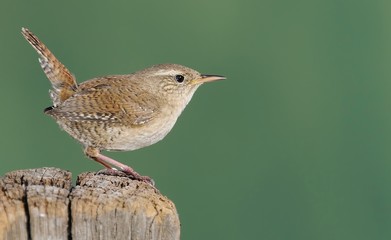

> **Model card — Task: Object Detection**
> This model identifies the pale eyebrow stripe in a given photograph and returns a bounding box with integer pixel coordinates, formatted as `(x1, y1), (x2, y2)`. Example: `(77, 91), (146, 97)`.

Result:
(153, 69), (180, 76)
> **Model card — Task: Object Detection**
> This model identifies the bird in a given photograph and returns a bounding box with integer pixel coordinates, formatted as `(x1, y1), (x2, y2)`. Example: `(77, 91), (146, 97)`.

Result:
(21, 27), (225, 185)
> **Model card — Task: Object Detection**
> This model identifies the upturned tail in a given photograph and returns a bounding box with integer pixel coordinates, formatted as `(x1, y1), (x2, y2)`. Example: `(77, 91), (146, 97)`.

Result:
(21, 27), (78, 106)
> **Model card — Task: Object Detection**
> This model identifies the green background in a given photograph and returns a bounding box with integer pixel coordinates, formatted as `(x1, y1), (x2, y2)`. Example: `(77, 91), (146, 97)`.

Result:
(1, 0), (391, 239)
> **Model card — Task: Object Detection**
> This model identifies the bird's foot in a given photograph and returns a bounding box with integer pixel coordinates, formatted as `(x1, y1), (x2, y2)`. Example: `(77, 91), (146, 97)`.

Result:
(97, 168), (127, 177)
(97, 168), (155, 186)
(119, 166), (155, 186)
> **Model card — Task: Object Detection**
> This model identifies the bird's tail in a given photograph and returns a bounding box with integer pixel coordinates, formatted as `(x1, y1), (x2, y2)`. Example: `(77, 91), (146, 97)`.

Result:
(21, 27), (78, 106)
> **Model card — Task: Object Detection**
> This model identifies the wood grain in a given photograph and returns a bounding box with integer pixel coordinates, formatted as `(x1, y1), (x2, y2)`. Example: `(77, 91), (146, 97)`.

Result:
(0, 168), (180, 240)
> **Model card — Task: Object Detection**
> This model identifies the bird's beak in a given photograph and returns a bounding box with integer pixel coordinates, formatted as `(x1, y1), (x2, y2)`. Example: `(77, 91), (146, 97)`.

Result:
(191, 74), (226, 85)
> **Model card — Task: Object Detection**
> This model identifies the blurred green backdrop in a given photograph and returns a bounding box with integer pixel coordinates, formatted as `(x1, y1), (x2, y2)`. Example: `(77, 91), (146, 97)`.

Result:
(1, 0), (391, 239)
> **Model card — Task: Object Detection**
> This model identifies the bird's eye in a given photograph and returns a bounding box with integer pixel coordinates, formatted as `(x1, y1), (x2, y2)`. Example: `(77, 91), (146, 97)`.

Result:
(175, 74), (185, 83)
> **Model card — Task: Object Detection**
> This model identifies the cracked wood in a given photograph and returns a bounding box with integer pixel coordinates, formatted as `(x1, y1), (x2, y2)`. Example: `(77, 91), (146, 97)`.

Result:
(0, 168), (180, 240)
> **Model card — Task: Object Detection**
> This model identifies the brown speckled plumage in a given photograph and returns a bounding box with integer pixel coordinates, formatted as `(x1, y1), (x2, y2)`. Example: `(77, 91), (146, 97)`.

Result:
(22, 27), (225, 185)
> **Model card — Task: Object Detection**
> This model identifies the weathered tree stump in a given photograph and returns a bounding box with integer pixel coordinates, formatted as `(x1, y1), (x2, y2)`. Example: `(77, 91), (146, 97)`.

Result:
(0, 168), (180, 240)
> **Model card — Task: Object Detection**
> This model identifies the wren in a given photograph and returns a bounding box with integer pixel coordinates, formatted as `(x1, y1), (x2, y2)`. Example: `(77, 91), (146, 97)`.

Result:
(22, 27), (225, 185)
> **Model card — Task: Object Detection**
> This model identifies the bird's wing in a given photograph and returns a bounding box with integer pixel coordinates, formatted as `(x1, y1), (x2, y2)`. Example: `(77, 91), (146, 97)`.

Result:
(45, 77), (160, 127)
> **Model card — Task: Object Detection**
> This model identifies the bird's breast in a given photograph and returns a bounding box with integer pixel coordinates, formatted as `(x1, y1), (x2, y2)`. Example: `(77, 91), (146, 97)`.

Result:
(106, 108), (181, 151)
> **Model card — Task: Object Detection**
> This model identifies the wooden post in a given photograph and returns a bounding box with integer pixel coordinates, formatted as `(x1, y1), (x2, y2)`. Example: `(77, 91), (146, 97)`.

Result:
(0, 168), (180, 240)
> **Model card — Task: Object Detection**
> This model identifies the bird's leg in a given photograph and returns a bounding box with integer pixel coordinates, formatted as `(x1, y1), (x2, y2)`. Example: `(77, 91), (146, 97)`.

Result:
(84, 146), (154, 185)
